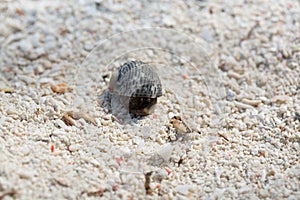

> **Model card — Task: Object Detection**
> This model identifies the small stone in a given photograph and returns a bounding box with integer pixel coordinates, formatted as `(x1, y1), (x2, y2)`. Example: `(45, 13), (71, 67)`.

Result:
(154, 169), (168, 181)
(51, 83), (69, 94)
(163, 16), (176, 27)
(55, 119), (70, 130)
(234, 101), (254, 110)
(238, 185), (252, 194)
(84, 41), (94, 51)
(271, 95), (290, 104)
(227, 71), (243, 80)
(39, 77), (54, 84)
(241, 98), (262, 106)
(18, 75), (36, 84)
(40, 59), (52, 69)
(157, 143), (173, 162)
(259, 189), (269, 198)
(226, 89), (235, 101)
(18, 169), (35, 179)
(0, 88), (14, 93)
(175, 185), (196, 195)
(20, 146), (31, 156)
(200, 27), (214, 42)
(6, 108), (18, 115)
(69, 144), (81, 152)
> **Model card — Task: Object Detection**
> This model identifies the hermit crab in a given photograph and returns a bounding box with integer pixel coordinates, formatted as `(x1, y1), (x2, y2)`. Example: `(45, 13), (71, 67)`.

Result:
(109, 60), (162, 117)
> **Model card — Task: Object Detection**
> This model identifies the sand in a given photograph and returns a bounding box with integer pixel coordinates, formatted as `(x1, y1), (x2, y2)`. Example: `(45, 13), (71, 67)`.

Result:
(0, 0), (299, 199)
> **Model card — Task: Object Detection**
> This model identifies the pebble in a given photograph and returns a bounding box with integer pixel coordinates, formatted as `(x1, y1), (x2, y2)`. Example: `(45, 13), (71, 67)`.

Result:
(241, 98), (262, 106)
(101, 119), (111, 126)
(271, 95), (291, 104)
(18, 169), (35, 179)
(234, 101), (255, 110)
(238, 185), (252, 194)
(154, 168), (168, 180)
(39, 77), (54, 84)
(68, 144), (81, 152)
(200, 27), (214, 42)
(157, 144), (173, 162)
(0, 23), (11, 37)
(213, 188), (226, 199)
(18, 75), (36, 84)
(163, 16), (176, 27)
(259, 189), (269, 198)
(175, 185), (197, 195)
(226, 89), (235, 101)
(6, 17), (25, 32)
(55, 119), (70, 130)
(6, 108), (18, 115)
(20, 146), (31, 156)
(227, 71), (243, 80)
(84, 41), (94, 51)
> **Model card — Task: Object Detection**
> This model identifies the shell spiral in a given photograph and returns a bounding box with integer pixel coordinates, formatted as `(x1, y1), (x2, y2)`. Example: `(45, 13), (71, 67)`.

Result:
(111, 60), (162, 98)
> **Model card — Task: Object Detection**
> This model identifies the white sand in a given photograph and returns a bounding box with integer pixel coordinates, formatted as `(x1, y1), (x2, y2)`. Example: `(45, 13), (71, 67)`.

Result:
(0, 0), (299, 199)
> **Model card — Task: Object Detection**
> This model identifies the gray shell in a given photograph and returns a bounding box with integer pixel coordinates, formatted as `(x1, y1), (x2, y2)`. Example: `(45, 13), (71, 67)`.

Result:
(110, 61), (162, 98)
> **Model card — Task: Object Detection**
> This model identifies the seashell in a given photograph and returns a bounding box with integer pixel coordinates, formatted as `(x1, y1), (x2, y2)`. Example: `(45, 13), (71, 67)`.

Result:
(51, 83), (69, 94)
(109, 60), (162, 116)
(170, 116), (191, 135)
